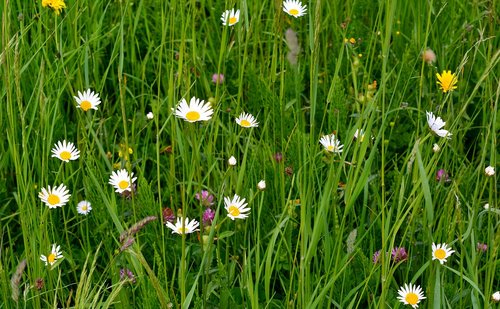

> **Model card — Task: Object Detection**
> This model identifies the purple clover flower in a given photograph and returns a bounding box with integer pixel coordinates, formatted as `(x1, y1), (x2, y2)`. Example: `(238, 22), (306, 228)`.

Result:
(391, 247), (408, 263)
(372, 250), (381, 264)
(212, 73), (224, 85)
(203, 208), (215, 225)
(120, 268), (136, 284)
(436, 169), (449, 182)
(195, 190), (215, 207)
(477, 242), (487, 253)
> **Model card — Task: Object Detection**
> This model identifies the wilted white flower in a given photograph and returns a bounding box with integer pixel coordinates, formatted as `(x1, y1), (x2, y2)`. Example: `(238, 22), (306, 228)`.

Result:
(146, 112), (154, 120)
(432, 143), (440, 153)
(228, 156), (237, 166)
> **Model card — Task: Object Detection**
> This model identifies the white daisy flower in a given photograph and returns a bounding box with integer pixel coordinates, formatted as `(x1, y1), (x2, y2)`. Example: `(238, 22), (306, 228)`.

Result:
(221, 9), (240, 26)
(109, 169), (137, 194)
(432, 242), (455, 264)
(77, 200), (92, 215)
(174, 97), (213, 122)
(283, 0), (307, 18)
(319, 134), (344, 153)
(397, 283), (426, 308)
(40, 244), (63, 266)
(224, 194), (250, 220)
(74, 89), (101, 111)
(426, 111), (451, 139)
(51, 140), (80, 162)
(166, 217), (200, 235)
(235, 112), (259, 128)
(38, 184), (71, 208)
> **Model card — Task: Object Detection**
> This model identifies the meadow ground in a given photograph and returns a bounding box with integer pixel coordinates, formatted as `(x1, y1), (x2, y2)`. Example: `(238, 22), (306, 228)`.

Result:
(0, 0), (499, 308)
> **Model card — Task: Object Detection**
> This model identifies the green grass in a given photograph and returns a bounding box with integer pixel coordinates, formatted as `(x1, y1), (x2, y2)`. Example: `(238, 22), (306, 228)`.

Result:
(1, 0), (498, 308)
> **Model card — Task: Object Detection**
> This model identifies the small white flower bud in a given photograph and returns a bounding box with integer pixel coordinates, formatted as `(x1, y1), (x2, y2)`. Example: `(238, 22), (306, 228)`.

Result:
(257, 180), (266, 191)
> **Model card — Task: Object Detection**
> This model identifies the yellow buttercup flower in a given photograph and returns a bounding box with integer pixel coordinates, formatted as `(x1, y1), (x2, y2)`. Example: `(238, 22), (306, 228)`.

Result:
(436, 70), (457, 93)
(41, 0), (66, 15)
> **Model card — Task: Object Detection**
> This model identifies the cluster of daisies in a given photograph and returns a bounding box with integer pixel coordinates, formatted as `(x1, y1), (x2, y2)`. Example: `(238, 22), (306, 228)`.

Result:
(221, 0), (307, 27)
(38, 1), (498, 306)
(38, 89), (263, 264)
(393, 243), (456, 308)
(37, 90), (103, 266)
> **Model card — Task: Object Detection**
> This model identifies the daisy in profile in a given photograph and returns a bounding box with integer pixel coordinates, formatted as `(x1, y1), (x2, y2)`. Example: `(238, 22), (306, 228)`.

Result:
(397, 283), (426, 308)
(283, 0), (307, 18)
(174, 97), (213, 123)
(166, 217), (200, 235)
(436, 70), (457, 93)
(39, 184), (71, 208)
(221, 9), (240, 26)
(51, 140), (80, 162)
(432, 242), (455, 264)
(224, 194), (250, 220)
(40, 244), (63, 266)
(77, 200), (92, 215)
(353, 129), (365, 142)
(319, 134), (344, 153)
(74, 89), (101, 112)
(235, 112), (259, 128)
(426, 111), (452, 139)
(109, 169), (137, 194)
(42, 0), (66, 15)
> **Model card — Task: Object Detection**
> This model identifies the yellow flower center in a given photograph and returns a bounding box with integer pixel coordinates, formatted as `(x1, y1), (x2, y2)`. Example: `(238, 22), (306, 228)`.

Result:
(289, 8), (299, 16)
(228, 205), (240, 217)
(229, 17), (237, 25)
(60, 151), (72, 161)
(405, 292), (419, 305)
(186, 111), (200, 121)
(118, 180), (129, 190)
(177, 227), (187, 234)
(327, 145), (334, 151)
(434, 248), (446, 259)
(81, 205), (88, 211)
(240, 119), (251, 127)
(47, 253), (56, 264)
(47, 194), (60, 205)
(80, 100), (92, 111)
